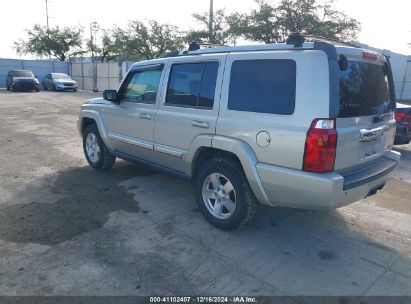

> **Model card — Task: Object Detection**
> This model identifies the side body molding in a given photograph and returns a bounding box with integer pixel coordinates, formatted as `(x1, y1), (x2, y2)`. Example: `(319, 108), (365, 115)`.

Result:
(78, 109), (113, 151)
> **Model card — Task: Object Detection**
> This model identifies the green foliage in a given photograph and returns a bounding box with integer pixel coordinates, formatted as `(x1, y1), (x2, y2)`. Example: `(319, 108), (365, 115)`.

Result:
(229, 0), (360, 43)
(185, 9), (234, 45)
(14, 24), (83, 61)
(228, 1), (280, 43)
(118, 20), (184, 60)
(277, 0), (360, 42)
(86, 23), (120, 62)
(15, 1), (360, 61)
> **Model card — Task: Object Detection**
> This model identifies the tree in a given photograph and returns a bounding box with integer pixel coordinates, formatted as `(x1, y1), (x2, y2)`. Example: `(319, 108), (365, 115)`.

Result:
(118, 20), (183, 60)
(277, 0), (360, 42)
(186, 9), (235, 45)
(228, 1), (280, 43)
(86, 23), (120, 62)
(14, 24), (84, 61)
(228, 0), (360, 44)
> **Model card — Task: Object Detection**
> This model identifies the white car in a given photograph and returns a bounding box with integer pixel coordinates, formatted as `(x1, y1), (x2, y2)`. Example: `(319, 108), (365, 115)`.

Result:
(43, 73), (77, 91)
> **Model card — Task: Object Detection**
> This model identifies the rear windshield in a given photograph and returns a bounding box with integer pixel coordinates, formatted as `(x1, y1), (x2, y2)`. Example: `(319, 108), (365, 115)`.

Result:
(339, 61), (393, 117)
(11, 70), (34, 77)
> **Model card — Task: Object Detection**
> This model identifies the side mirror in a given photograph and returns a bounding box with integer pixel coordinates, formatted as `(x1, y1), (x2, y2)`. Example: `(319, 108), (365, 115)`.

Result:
(103, 90), (118, 102)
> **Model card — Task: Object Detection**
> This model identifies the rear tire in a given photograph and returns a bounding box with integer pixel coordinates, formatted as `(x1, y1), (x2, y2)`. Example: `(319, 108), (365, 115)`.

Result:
(83, 124), (116, 171)
(43, 83), (48, 90)
(195, 157), (257, 230)
(11, 86), (16, 92)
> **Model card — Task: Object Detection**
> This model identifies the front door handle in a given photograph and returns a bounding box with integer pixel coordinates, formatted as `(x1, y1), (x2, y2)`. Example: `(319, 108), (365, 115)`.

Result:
(139, 113), (152, 120)
(191, 120), (210, 128)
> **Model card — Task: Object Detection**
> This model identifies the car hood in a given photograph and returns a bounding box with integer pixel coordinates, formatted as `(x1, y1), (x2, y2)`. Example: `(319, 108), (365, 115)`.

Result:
(84, 98), (111, 105)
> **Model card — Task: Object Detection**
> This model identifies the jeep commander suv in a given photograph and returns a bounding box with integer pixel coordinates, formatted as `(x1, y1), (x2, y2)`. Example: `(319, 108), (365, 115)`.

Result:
(78, 34), (400, 230)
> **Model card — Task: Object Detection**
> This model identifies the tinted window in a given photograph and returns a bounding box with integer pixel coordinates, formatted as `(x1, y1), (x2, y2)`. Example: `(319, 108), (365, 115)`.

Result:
(166, 62), (219, 108)
(339, 61), (393, 117)
(10, 70), (34, 77)
(122, 69), (162, 103)
(228, 60), (296, 115)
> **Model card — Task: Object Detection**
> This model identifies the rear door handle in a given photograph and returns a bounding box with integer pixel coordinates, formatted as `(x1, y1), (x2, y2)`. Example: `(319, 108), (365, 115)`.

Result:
(191, 120), (210, 129)
(359, 126), (389, 142)
(139, 113), (152, 120)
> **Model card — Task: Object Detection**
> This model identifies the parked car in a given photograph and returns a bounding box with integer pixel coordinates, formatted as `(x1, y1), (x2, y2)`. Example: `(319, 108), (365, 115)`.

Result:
(78, 34), (400, 230)
(6, 69), (39, 92)
(394, 102), (411, 145)
(43, 73), (77, 91)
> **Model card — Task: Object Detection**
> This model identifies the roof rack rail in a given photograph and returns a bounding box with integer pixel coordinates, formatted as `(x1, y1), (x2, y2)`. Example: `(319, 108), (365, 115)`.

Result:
(305, 36), (359, 48)
(286, 33), (305, 47)
(185, 41), (228, 53)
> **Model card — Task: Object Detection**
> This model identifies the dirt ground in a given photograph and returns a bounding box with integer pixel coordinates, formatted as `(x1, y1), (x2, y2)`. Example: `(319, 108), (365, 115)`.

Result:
(0, 90), (410, 298)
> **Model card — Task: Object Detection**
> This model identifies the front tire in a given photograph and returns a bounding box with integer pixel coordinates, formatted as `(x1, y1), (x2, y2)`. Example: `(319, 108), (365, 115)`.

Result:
(195, 157), (257, 230)
(83, 124), (116, 171)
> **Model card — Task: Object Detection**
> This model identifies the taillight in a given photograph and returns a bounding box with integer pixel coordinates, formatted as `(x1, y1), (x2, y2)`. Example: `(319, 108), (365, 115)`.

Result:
(303, 119), (337, 173)
(395, 112), (411, 123)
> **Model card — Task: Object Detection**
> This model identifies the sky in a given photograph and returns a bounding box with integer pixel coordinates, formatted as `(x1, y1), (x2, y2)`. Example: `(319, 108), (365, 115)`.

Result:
(1, 0), (410, 59)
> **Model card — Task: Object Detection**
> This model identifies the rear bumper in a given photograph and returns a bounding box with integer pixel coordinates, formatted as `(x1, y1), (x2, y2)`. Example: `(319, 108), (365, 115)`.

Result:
(256, 150), (400, 209)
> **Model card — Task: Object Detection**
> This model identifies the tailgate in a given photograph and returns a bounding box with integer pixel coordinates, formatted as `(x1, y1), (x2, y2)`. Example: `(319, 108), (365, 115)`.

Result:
(335, 115), (396, 172)
(333, 54), (396, 173)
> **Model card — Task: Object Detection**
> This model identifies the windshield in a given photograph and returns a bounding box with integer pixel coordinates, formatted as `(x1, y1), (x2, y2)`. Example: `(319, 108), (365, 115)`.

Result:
(339, 61), (393, 117)
(11, 70), (34, 77)
(52, 73), (71, 80)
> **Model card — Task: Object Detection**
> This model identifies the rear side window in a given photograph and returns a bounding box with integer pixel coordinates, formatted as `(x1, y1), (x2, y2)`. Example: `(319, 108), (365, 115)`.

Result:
(228, 60), (296, 115)
(166, 62), (219, 109)
(339, 61), (393, 117)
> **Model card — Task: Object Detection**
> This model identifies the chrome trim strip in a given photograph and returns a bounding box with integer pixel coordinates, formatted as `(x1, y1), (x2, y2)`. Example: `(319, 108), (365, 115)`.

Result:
(107, 132), (153, 150)
(359, 126), (389, 142)
(154, 144), (185, 158)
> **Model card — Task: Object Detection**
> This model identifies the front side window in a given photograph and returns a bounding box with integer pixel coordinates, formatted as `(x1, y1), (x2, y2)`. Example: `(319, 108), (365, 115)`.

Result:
(122, 68), (163, 103)
(228, 59), (296, 115)
(166, 62), (219, 108)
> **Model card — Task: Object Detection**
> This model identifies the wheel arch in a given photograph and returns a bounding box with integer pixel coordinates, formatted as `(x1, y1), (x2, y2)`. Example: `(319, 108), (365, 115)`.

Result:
(188, 135), (271, 205)
(78, 110), (113, 150)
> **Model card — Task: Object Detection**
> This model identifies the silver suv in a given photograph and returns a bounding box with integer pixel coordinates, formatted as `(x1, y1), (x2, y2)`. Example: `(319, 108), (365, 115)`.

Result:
(78, 35), (400, 230)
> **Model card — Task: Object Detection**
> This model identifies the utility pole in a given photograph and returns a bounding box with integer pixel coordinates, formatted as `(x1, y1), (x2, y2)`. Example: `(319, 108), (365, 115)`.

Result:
(45, 0), (49, 31)
(45, 0), (51, 59)
(90, 22), (98, 92)
(208, 0), (214, 44)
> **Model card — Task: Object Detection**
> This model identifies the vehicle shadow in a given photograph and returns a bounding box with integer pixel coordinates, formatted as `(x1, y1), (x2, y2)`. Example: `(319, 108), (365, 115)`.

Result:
(0, 163), (152, 245)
